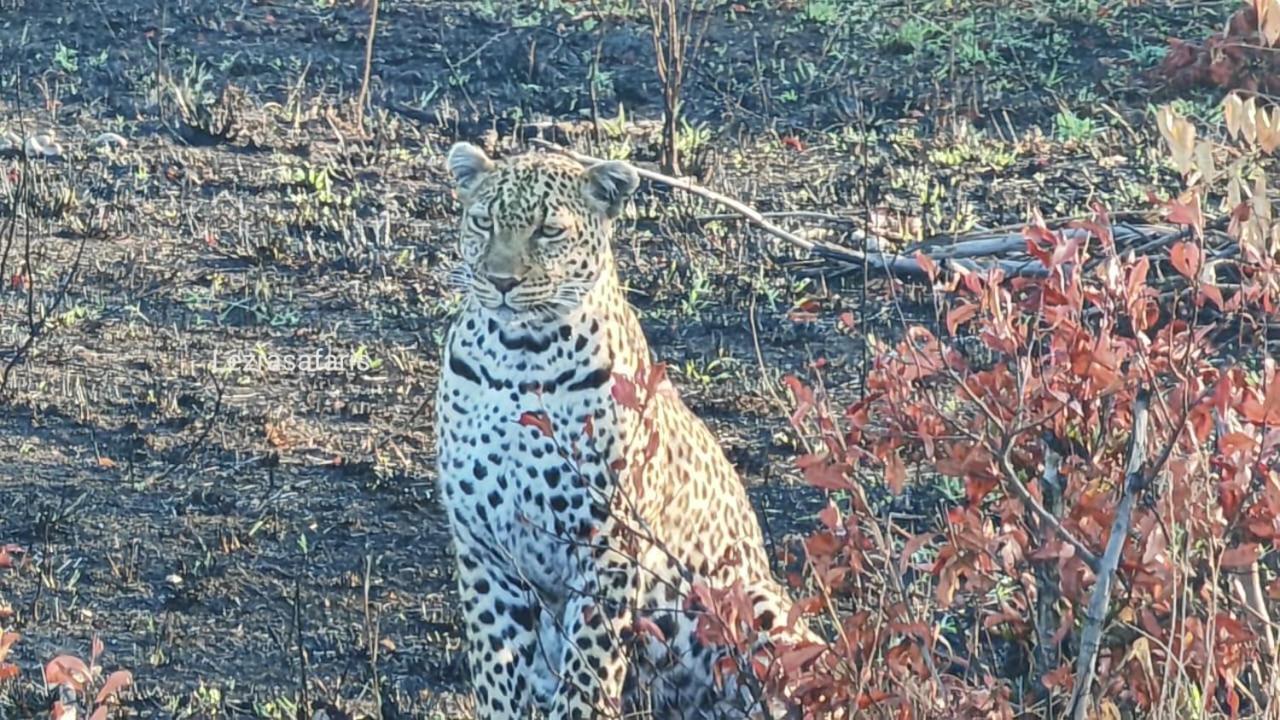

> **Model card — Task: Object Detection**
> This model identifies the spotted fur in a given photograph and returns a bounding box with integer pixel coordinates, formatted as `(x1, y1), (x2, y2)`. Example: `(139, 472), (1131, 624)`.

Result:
(435, 144), (805, 719)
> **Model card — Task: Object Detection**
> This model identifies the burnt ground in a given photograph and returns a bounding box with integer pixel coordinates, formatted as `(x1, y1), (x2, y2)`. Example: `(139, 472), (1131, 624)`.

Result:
(0, 0), (1241, 717)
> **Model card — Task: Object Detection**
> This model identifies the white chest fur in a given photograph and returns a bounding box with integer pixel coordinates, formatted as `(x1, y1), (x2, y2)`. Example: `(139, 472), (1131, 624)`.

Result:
(435, 307), (634, 598)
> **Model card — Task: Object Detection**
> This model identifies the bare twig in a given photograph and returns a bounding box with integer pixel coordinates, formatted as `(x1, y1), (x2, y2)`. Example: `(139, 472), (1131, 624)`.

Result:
(1, 218), (90, 397)
(643, 0), (711, 175)
(988, 433), (1099, 571)
(364, 554), (383, 720)
(1068, 389), (1150, 719)
(354, 0), (380, 136)
(1032, 438), (1065, 700)
(145, 377), (225, 485)
(293, 568), (311, 716)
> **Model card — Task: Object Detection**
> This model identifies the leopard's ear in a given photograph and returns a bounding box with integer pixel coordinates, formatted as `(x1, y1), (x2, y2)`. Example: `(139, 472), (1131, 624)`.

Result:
(582, 160), (639, 218)
(447, 142), (494, 196)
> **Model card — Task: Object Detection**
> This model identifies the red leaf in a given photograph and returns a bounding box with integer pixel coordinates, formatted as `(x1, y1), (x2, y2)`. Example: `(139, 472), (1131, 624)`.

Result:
(0, 632), (17, 664)
(884, 450), (907, 495)
(1221, 543), (1261, 568)
(0, 663), (18, 683)
(779, 643), (825, 673)
(95, 669), (132, 704)
(1048, 233), (1081, 269)
(632, 617), (667, 643)
(1170, 241), (1202, 279)
(1198, 284), (1224, 310)
(45, 655), (92, 691)
(946, 302), (979, 336)
(1126, 256), (1150, 306)
(611, 372), (638, 409)
(781, 136), (805, 152)
(1042, 662), (1074, 691)
(50, 701), (75, 720)
(898, 533), (935, 577)
(1164, 197), (1204, 230)
(914, 250), (938, 281)
(517, 411), (554, 439)
(642, 429), (660, 463)
(797, 454), (853, 492)
(1219, 432), (1257, 456)
(1024, 235), (1052, 266)
(788, 298), (820, 323)
(783, 375), (815, 428)
(817, 503), (841, 531)
(0, 544), (21, 569)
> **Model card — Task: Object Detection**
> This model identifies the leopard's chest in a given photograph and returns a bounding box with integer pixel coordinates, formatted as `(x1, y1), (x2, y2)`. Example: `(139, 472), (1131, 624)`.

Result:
(435, 317), (628, 593)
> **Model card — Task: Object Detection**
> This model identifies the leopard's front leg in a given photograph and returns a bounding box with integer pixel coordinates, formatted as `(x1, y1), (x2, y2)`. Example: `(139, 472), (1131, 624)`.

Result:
(549, 535), (642, 720)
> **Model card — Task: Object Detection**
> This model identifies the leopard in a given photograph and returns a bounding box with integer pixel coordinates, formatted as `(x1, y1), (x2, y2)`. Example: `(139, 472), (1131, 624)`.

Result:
(434, 142), (811, 720)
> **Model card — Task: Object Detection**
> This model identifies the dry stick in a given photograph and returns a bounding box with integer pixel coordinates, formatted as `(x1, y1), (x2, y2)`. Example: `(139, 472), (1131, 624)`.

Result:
(1032, 440), (1065, 704)
(1, 201), (90, 396)
(364, 554), (383, 720)
(145, 377), (225, 485)
(354, 0), (380, 136)
(990, 434), (1099, 571)
(293, 570), (311, 717)
(529, 139), (824, 256)
(701, 217), (1178, 268)
(1068, 389), (1150, 720)
(529, 140), (1046, 278)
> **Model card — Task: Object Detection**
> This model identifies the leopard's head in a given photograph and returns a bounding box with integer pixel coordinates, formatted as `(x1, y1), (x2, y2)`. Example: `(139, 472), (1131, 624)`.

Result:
(445, 143), (639, 321)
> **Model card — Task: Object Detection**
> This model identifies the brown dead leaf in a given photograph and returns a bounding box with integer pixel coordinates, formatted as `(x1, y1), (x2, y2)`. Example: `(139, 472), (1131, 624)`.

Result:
(1156, 105), (1196, 174)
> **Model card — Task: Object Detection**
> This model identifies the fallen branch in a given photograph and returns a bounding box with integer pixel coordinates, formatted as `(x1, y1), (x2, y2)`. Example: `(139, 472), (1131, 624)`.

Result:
(529, 139), (1050, 278)
(1068, 389), (1150, 720)
(529, 140), (1228, 285)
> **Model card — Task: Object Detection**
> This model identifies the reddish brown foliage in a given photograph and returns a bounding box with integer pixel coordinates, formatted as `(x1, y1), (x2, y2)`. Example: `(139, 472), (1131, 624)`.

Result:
(1155, 1), (1280, 95)
(699, 184), (1280, 715)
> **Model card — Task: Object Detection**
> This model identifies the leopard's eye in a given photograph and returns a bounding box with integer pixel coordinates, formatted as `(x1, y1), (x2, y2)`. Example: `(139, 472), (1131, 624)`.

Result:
(535, 225), (567, 241)
(467, 214), (493, 232)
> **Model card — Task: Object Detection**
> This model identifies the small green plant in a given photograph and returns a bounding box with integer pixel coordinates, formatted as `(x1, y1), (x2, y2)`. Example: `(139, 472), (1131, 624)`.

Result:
(927, 143), (973, 168)
(680, 265), (714, 318)
(680, 353), (735, 387)
(1053, 107), (1095, 143)
(279, 161), (339, 205)
(349, 344), (382, 372)
(802, 0), (841, 25)
(254, 696), (298, 720)
(675, 118), (711, 158)
(599, 105), (629, 140)
(191, 682), (224, 716)
(53, 43), (78, 73)
(882, 17), (936, 54)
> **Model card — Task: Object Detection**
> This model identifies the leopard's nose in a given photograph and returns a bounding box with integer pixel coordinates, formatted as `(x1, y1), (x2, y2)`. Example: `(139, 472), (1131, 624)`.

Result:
(488, 274), (524, 294)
